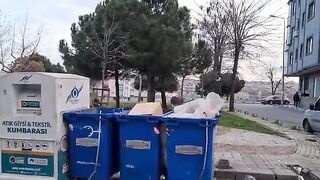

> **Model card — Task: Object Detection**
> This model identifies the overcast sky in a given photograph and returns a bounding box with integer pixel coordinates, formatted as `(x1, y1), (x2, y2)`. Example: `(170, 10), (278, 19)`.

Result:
(0, 0), (290, 81)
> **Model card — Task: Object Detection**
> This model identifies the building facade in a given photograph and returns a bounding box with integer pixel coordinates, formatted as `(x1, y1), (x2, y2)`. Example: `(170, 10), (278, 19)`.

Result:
(92, 78), (147, 102)
(286, 0), (320, 107)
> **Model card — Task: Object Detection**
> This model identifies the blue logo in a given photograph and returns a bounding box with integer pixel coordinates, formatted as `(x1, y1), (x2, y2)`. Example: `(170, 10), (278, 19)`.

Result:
(20, 75), (32, 82)
(66, 85), (83, 104)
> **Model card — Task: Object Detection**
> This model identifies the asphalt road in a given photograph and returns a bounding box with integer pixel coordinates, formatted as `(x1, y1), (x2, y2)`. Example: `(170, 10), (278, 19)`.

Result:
(235, 103), (305, 127)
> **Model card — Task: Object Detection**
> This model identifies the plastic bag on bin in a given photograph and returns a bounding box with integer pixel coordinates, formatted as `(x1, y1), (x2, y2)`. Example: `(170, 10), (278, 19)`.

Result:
(171, 92), (224, 119)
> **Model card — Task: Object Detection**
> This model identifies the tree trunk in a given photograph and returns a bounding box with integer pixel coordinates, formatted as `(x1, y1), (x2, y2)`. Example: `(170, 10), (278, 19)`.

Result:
(115, 68), (120, 108)
(229, 48), (240, 112)
(180, 75), (186, 100)
(100, 63), (106, 103)
(138, 74), (142, 102)
(147, 71), (155, 102)
(271, 81), (275, 95)
(200, 73), (204, 98)
(160, 77), (167, 110)
(213, 40), (219, 73)
(213, 40), (223, 76)
(218, 53), (223, 76)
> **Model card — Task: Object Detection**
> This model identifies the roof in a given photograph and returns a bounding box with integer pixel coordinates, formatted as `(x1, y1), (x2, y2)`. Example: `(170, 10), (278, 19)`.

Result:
(39, 72), (88, 79)
(0, 72), (89, 79)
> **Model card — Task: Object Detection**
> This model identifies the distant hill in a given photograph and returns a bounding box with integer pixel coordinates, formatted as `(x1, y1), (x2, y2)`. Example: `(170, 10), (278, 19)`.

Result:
(236, 81), (299, 102)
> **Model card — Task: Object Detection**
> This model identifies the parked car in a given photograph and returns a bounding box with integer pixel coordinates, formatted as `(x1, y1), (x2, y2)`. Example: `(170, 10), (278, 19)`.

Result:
(261, 95), (290, 105)
(303, 97), (320, 133)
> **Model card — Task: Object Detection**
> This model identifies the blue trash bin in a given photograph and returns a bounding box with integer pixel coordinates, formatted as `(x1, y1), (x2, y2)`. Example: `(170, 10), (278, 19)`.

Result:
(64, 108), (125, 180)
(164, 116), (220, 180)
(117, 114), (162, 180)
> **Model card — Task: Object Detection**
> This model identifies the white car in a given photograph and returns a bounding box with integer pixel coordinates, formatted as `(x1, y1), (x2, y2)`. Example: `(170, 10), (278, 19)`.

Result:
(303, 97), (320, 133)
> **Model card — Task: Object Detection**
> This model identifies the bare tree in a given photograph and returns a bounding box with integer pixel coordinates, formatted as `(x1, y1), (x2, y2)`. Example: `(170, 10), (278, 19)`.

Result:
(218, 0), (274, 111)
(10, 17), (43, 60)
(264, 64), (282, 95)
(1, 15), (43, 73)
(86, 17), (127, 107)
(199, 1), (228, 76)
(0, 12), (11, 72)
(10, 56), (45, 72)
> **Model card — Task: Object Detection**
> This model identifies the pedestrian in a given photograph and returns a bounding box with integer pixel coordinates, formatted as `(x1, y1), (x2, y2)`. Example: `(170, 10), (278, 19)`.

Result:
(293, 92), (300, 108)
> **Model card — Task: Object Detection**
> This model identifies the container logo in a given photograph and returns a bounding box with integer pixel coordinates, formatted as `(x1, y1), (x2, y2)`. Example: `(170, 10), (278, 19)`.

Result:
(9, 156), (24, 164)
(28, 158), (48, 166)
(20, 75), (32, 82)
(66, 85), (83, 104)
(83, 125), (100, 137)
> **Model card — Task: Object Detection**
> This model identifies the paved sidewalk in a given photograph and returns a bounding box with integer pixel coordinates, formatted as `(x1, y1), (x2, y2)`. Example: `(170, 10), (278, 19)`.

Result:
(214, 112), (320, 180)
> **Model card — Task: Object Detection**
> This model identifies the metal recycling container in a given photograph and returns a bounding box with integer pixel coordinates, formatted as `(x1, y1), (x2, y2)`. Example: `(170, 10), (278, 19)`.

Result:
(163, 116), (220, 180)
(117, 114), (162, 180)
(64, 108), (126, 180)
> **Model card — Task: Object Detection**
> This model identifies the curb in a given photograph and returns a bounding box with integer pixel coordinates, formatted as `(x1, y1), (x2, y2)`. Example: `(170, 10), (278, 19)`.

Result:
(214, 167), (298, 180)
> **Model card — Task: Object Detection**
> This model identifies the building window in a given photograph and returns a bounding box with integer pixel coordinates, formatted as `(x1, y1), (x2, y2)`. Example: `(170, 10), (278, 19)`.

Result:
(306, 36), (313, 55)
(291, 1), (296, 15)
(291, 27), (295, 40)
(302, 12), (306, 27)
(300, 43), (304, 58)
(295, 48), (298, 61)
(289, 53), (293, 64)
(297, 18), (300, 30)
(308, 1), (315, 20)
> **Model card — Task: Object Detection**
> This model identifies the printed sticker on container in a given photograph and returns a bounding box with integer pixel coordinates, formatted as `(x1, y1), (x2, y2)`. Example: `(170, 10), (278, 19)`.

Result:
(175, 145), (203, 155)
(76, 138), (99, 147)
(125, 140), (151, 150)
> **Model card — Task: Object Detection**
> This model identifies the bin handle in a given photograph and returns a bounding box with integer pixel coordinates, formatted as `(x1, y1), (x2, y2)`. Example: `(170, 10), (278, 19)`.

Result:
(165, 118), (179, 126)
(147, 117), (161, 123)
(101, 114), (114, 119)
(198, 120), (216, 127)
(117, 115), (128, 122)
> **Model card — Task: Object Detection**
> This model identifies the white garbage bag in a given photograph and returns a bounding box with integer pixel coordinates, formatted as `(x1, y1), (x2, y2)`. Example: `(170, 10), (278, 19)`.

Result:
(171, 92), (224, 119)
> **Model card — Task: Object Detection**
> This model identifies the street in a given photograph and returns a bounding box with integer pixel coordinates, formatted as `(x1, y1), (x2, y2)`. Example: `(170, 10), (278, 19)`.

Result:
(235, 103), (305, 127)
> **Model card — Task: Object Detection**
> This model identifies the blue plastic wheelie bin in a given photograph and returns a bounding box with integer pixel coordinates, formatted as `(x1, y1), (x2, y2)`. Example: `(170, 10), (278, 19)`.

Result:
(117, 114), (162, 180)
(64, 108), (126, 180)
(163, 116), (220, 180)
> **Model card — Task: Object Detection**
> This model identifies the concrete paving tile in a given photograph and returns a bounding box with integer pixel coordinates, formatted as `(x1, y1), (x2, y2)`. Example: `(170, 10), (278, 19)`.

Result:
(273, 169), (298, 180)
(214, 168), (235, 180)
(235, 167), (275, 180)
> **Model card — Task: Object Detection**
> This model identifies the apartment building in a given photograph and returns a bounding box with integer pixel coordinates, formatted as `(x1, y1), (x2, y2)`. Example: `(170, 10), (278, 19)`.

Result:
(286, 0), (320, 107)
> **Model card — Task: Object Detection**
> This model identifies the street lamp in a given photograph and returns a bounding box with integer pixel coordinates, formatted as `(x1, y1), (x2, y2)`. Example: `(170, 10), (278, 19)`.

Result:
(270, 15), (286, 106)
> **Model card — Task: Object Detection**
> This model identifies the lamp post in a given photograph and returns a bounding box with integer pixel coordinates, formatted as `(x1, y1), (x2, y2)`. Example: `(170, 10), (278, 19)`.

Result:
(270, 15), (286, 106)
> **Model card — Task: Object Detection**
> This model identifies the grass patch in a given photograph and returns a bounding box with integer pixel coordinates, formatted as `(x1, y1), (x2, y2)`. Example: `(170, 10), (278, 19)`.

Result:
(219, 112), (286, 137)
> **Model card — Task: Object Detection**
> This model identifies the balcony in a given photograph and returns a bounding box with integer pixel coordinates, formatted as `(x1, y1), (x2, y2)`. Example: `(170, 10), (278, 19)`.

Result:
(286, 39), (292, 46)
(287, 16), (291, 27)
(293, 31), (299, 38)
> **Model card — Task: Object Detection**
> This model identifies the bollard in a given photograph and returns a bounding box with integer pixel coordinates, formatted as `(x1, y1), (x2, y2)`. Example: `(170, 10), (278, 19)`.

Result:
(292, 126), (300, 131)
(274, 120), (282, 126)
